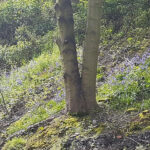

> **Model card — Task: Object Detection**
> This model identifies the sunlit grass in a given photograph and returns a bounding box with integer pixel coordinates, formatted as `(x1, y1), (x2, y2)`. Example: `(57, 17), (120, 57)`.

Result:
(0, 45), (62, 115)
(7, 100), (65, 135)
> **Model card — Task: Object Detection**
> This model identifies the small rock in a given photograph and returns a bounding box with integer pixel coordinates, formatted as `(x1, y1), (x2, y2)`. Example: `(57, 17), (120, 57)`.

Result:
(74, 132), (80, 136)
(71, 132), (80, 138)
(93, 148), (98, 150)
(92, 120), (97, 125)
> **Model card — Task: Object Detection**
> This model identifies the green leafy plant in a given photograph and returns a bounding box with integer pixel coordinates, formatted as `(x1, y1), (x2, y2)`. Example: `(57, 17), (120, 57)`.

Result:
(2, 137), (26, 150)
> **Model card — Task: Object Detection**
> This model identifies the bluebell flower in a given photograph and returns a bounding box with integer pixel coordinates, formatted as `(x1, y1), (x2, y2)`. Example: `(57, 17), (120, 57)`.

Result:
(16, 79), (22, 85)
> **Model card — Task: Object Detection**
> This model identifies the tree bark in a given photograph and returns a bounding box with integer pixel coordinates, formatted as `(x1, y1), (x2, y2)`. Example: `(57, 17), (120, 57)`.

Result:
(55, 0), (86, 114)
(81, 0), (102, 110)
(55, 0), (102, 114)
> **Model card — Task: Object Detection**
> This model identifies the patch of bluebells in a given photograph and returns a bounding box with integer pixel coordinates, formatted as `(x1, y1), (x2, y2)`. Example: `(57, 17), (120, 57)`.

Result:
(14, 60), (38, 86)
(16, 79), (23, 85)
(107, 49), (150, 85)
(0, 59), (43, 109)
(0, 60), (38, 90)
(98, 50), (150, 109)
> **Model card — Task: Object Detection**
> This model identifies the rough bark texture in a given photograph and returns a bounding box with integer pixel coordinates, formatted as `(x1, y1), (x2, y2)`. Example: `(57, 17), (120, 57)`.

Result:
(82, 0), (102, 110)
(55, 0), (102, 114)
(55, 0), (86, 114)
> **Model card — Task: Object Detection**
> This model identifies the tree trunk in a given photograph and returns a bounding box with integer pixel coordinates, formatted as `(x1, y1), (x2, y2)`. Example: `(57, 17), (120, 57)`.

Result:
(55, 0), (86, 114)
(81, 0), (102, 110)
(55, 0), (102, 114)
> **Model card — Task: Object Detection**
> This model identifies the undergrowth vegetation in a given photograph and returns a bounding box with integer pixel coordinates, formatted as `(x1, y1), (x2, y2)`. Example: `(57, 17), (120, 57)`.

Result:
(97, 49), (150, 110)
(0, 45), (64, 118)
(2, 137), (26, 150)
(7, 100), (65, 135)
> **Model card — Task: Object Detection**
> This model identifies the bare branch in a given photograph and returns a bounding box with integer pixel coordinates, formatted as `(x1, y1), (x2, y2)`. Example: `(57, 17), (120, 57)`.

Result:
(0, 90), (9, 115)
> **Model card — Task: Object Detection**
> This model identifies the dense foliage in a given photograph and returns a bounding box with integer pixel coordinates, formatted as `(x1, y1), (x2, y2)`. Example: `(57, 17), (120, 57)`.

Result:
(103, 0), (150, 32)
(0, 0), (55, 45)
(1, 0), (150, 70)
(0, 0), (55, 70)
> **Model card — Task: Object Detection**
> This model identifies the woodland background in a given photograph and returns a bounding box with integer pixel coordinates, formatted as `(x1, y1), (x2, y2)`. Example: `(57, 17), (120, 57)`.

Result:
(0, 0), (150, 150)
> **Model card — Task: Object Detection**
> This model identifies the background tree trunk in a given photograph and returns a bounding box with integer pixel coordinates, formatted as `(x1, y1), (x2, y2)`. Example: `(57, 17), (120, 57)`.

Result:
(81, 0), (102, 110)
(55, 0), (86, 114)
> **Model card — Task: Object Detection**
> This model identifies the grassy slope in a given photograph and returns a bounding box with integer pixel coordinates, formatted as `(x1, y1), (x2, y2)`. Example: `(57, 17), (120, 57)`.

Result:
(0, 45), (65, 139)
(0, 39), (150, 150)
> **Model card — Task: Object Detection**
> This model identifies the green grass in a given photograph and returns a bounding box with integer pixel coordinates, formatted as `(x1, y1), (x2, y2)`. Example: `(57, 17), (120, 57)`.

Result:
(7, 100), (65, 135)
(97, 56), (150, 111)
(0, 44), (67, 139)
(2, 137), (26, 150)
(0, 45), (62, 115)
(0, 44), (67, 135)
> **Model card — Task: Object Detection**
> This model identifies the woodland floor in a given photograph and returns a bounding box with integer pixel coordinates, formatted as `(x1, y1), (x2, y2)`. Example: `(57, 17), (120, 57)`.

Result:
(0, 101), (150, 150)
(0, 41), (150, 150)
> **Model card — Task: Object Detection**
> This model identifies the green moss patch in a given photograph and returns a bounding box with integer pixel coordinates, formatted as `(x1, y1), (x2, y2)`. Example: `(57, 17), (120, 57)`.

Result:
(2, 137), (26, 150)
(128, 110), (150, 134)
(7, 100), (65, 136)
(25, 115), (105, 150)
(126, 108), (138, 114)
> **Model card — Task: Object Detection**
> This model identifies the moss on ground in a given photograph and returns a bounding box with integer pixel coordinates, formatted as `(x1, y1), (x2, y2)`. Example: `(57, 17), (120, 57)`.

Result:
(127, 110), (150, 134)
(2, 137), (26, 150)
(25, 115), (105, 150)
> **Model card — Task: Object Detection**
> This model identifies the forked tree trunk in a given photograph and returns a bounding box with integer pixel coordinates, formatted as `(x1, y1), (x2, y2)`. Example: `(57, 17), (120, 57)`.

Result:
(82, 0), (102, 110)
(55, 0), (86, 114)
(55, 0), (102, 114)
